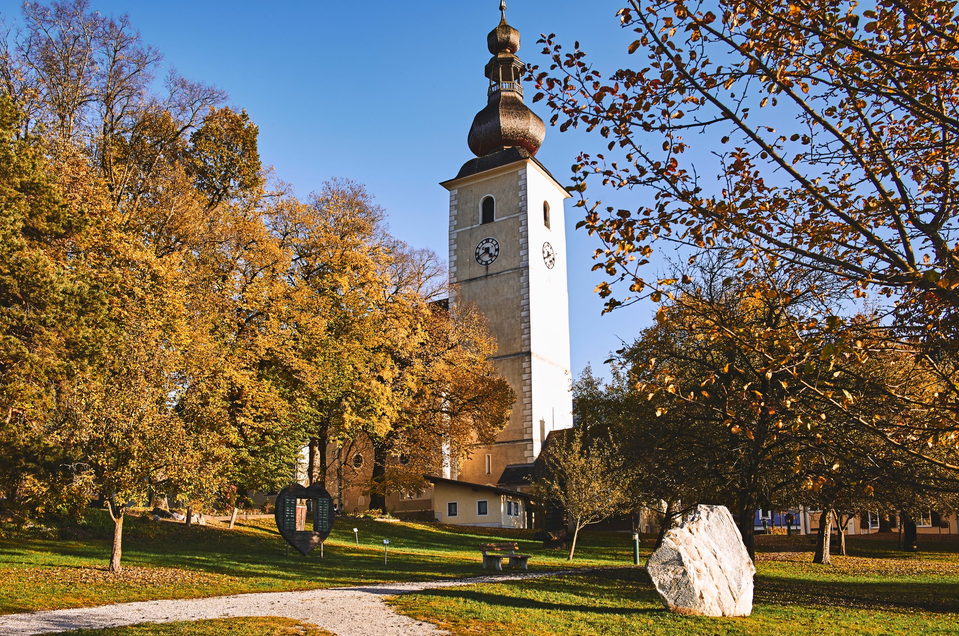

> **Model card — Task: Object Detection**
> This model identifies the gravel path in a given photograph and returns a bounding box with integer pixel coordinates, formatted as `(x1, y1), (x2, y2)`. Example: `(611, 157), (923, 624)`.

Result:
(0, 570), (588, 636)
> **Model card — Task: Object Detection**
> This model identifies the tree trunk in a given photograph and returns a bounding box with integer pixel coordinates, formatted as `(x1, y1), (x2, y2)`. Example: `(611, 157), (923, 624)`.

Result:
(567, 522), (581, 561)
(336, 445), (344, 512)
(902, 515), (918, 552)
(106, 501), (124, 573)
(834, 511), (847, 556)
(308, 433), (329, 487)
(369, 442), (388, 512)
(737, 501), (757, 561)
(185, 505), (193, 528)
(654, 500), (674, 551)
(879, 513), (891, 533)
(813, 510), (832, 565)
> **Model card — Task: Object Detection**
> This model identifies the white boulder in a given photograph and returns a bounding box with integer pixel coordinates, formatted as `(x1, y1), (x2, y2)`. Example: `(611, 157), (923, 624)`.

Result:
(646, 504), (755, 617)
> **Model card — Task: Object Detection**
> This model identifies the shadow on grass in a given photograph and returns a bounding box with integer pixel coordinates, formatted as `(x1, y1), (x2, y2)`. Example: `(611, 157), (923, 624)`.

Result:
(406, 586), (661, 616)
(756, 575), (959, 614)
(0, 512), (637, 605)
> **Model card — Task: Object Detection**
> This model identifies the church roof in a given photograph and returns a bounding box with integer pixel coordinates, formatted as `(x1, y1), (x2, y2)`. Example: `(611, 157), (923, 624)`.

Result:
(465, 2), (545, 159)
(441, 146), (567, 193)
(497, 463), (535, 487)
(426, 475), (533, 499)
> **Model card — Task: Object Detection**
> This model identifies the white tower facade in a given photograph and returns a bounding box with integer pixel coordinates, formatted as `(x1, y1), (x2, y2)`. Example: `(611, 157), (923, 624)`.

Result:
(442, 4), (573, 487)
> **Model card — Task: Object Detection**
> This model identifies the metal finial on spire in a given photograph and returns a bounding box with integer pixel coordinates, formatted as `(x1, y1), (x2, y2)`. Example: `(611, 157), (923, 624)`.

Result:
(500, 1), (507, 21)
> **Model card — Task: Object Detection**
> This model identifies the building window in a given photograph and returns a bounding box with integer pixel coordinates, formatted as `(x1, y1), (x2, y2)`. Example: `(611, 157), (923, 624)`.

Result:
(506, 501), (513, 516)
(485, 454), (492, 475)
(481, 196), (494, 224)
(447, 502), (458, 517)
(477, 500), (488, 516)
(543, 201), (550, 228)
(917, 510), (932, 527)
(351, 454), (364, 469)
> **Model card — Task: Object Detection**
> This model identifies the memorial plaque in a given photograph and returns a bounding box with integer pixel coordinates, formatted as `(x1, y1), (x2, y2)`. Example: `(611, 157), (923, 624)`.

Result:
(274, 483), (335, 556)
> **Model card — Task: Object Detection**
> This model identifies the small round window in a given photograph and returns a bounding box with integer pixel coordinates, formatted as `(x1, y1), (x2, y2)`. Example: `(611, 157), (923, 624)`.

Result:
(351, 454), (364, 469)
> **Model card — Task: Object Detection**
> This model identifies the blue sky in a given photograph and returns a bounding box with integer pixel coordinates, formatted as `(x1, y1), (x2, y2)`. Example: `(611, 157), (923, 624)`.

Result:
(1, 0), (662, 380)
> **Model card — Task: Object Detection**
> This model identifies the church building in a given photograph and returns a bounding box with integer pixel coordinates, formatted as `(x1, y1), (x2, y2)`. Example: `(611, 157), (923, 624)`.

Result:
(439, 2), (574, 491)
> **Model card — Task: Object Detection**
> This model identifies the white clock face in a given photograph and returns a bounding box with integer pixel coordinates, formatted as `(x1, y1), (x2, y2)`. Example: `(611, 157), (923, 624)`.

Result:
(542, 242), (556, 269)
(475, 237), (500, 266)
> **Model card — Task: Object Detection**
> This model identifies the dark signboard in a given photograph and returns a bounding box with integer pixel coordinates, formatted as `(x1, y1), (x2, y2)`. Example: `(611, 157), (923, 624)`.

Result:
(274, 483), (335, 556)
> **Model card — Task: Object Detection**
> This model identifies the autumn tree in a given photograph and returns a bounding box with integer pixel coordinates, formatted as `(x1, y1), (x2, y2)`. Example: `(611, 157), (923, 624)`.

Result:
(0, 1), (301, 556)
(798, 341), (959, 560)
(1, 0), (226, 209)
(364, 286), (514, 511)
(532, 0), (959, 501)
(0, 95), (93, 511)
(535, 426), (633, 560)
(261, 179), (395, 489)
(533, 0), (959, 337)
(581, 248), (959, 559)
(612, 257), (832, 557)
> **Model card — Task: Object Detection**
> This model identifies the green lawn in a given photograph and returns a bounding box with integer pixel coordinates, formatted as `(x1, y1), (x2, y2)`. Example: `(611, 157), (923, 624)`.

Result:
(390, 535), (959, 636)
(5, 513), (959, 636)
(0, 510), (632, 613)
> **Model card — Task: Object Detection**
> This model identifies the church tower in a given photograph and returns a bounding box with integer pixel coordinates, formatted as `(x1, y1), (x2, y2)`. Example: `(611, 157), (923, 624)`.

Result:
(442, 2), (573, 487)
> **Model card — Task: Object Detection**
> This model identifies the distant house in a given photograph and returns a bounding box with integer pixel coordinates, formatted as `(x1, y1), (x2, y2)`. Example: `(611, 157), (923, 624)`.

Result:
(428, 475), (532, 528)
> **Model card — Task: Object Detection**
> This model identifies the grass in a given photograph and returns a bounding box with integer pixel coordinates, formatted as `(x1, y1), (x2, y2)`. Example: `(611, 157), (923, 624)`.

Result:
(389, 534), (959, 636)
(50, 617), (332, 635)
(0, 509), (632, 614)
(6, 513), (959, 636)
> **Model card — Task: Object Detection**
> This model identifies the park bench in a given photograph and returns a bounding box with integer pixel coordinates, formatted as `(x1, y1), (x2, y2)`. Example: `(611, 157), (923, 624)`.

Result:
(479, 542), (531, 571)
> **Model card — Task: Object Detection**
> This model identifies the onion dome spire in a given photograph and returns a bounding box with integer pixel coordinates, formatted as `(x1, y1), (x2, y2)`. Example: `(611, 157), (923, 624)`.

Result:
(467, 2), (546, 158)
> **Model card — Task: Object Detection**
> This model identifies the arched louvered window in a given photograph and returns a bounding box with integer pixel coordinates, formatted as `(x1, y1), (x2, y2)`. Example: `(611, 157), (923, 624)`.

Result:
(543, 201), (551, 229)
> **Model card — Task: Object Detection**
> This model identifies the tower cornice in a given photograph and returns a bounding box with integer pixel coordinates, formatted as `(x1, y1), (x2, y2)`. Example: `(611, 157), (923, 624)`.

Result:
(441, 154), (571, 198)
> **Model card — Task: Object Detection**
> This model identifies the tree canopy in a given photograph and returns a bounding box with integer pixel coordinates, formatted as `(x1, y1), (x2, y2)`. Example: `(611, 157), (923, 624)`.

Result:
(531, 0), (959, 538)
(0, 0), (513, 571)
(532, 0), (959, 346)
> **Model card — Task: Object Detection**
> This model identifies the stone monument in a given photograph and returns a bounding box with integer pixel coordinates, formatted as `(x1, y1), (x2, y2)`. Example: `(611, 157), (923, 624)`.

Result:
(274, 483), (335, 556)
(646, 504), (755, 617)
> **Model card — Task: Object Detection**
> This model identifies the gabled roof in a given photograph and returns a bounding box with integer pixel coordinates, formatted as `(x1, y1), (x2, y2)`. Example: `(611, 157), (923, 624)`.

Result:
(426, 475), (533, 500)
(497, 463), (534, 487)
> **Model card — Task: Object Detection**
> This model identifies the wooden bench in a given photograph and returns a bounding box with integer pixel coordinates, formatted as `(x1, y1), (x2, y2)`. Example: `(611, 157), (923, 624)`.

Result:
(479, 542), (531, 571)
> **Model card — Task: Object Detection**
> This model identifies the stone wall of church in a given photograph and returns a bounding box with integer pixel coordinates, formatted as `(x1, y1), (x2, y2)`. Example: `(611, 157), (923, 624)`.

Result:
(447, 159), (573, 485)
(525, 163), (574, 456)
(448, 163), (535, 484)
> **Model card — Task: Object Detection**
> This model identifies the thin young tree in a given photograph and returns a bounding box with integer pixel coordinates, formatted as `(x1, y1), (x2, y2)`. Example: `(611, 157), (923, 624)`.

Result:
(536, 427), (633, 561)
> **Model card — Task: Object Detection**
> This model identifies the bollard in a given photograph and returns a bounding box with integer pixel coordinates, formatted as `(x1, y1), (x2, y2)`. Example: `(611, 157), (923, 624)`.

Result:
(632, 532), (640, 565)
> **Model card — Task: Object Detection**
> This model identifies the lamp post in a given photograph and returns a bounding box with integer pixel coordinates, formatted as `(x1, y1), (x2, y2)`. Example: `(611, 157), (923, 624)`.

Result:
(353, 527), (359, 546)
(632, 532), (640, 565)
(383, 539), (390, 565)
